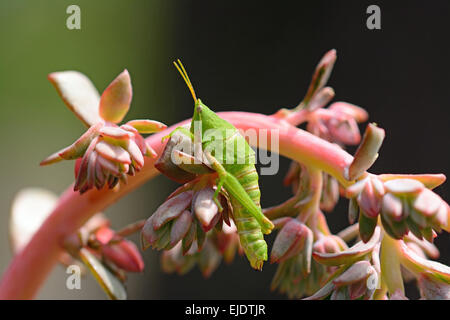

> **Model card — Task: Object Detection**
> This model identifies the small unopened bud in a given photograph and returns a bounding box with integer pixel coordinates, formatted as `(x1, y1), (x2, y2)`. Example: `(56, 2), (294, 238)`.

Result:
(101, 239), (144, 273)
(271, 219), (311, 264)
(193, 187), (220, 232)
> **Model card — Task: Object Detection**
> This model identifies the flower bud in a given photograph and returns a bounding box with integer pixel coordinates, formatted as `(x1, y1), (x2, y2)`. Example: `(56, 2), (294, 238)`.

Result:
(141, 180), (233, 253)
(101, 239), (144, 273)
(357, 179), (381, 218)
(193, 187), (220, 232)
(271, 219), (311, 264)
(320, 174), (340, 212)
(313, 235), (347, 255)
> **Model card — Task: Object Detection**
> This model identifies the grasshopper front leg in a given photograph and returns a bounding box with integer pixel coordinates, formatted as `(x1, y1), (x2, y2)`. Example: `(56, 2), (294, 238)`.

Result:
(161, 126), (193, 143)
(204, 151), (274, 234)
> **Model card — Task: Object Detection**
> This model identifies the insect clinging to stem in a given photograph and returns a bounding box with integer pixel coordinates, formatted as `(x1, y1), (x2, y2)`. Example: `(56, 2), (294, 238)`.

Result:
(161, 59), (275, 270)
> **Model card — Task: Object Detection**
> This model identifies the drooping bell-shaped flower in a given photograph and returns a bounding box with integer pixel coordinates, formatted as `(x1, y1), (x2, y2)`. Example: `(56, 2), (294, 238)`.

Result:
(141, 177), (232, 254)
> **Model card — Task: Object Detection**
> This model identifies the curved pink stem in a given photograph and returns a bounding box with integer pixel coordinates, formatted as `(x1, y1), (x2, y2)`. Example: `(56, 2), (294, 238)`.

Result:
(0, 112), (354, 299)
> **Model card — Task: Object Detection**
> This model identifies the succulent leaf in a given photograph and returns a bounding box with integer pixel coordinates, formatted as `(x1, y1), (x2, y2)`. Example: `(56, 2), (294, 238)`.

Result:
(48, 71), (102, 127)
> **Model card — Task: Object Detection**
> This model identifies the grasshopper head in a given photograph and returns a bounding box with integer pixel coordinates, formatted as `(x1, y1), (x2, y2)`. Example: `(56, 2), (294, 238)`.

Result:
(173, 60), (235, 134)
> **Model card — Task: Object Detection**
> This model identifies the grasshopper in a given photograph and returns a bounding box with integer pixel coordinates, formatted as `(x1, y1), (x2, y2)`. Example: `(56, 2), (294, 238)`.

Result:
(163, 60), (274, 270)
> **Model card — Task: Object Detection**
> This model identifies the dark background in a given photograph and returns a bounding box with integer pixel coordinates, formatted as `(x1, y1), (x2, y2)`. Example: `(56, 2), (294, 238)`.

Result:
(0, 0), (448, 299)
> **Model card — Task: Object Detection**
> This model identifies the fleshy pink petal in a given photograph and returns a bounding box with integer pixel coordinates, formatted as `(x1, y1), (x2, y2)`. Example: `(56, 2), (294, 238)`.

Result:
(101, 240), (144, 273)
(308, 87), (335, 111)
(170, 210), (193, 246)
(95, 226), (115, 245)
(97, 155), (120, 175)
(413, 189), (442, 217)
(313, 227), (381, 266)
(59, 122), (103, 160)
(40, 150), (64, 166)
(328, 117), (361, 145)
(125, 139), (145, 169)
(333, 261), (373, 286)
(99, 126), (132, 141)
(86, 151), (98, 189)
(271, 219), (307, 263)
(152, 191), (194, 230)
(48, 71), (103, 127)
(303, 49), (337, 106)
(378, 174), (446, 190)
(125, 119), (167, 134)
(348, 123), (385, 180)
(329, 102), (369, 123)
(357, 180), (381, 218)
(382, 193), (403, 221)
(397, 240), (450, 283)
(99, 69), (132, 123)
(95, 140), (131, 164)
(193, 188), (219, 232)
(345, 177), (369, 198)
(74, 137), (98, 192)
(384, 178), (424, 195)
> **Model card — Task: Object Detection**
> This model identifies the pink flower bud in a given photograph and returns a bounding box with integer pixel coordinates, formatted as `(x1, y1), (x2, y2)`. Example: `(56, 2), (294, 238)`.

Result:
(357, 180), (381, 218)
(101, 239), (144, 273)
(193, 188), (220, 232)
(271, 219), (311, 263)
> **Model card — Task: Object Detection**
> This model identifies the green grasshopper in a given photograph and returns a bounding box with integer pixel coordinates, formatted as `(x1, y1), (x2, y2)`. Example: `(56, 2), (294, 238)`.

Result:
(164, 60), (274, 270)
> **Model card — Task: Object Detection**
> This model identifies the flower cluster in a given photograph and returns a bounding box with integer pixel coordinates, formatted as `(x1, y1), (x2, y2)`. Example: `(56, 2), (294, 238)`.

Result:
(306, 102), (368, 146)
(160, 218), (242, 278)
(305, 227), (382, 300)
(346, 175), (450, 242)
(141, 177), (233, 255)
(270, 217), (348, 298)
(40, 69), (166, 193)
(64, 214), (145, 284)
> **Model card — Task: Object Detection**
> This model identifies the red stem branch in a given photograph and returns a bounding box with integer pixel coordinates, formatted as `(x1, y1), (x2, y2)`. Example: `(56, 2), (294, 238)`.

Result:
(0, 112), (354, 299)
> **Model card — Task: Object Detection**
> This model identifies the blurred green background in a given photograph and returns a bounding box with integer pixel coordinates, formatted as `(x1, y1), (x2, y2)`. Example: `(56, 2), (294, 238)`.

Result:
(0, 0), (178, 299)
(0, 1), (448, 299)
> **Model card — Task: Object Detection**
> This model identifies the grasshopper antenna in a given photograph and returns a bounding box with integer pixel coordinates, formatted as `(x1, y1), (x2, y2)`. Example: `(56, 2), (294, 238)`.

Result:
(173, 59), (197, 102)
